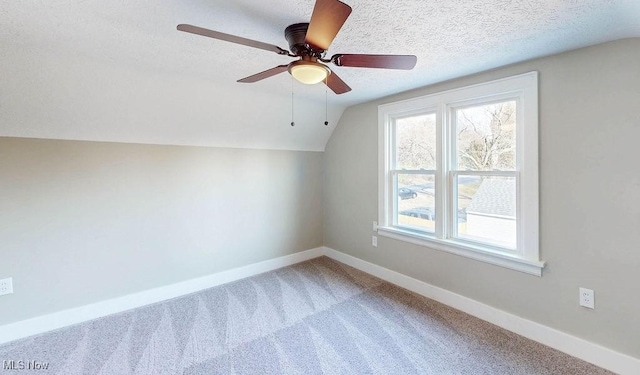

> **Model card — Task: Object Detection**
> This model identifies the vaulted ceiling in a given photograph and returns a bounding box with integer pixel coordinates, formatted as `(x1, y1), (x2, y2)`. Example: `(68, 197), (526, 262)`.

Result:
(1, 1), (639, 151)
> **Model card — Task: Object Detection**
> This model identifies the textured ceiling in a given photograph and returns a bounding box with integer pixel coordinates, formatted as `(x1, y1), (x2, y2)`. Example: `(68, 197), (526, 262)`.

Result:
(1, 0), (639, 151)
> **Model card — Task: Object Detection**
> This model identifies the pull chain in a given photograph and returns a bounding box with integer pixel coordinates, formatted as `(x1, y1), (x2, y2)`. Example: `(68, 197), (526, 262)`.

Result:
(290, 77), (329, 127)
(324, 80), (329, 126)
(291, 77), (295, 127)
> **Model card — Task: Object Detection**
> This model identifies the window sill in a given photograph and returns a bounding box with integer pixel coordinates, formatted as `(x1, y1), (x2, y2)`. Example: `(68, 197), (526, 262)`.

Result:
(377, 226), (545, 276)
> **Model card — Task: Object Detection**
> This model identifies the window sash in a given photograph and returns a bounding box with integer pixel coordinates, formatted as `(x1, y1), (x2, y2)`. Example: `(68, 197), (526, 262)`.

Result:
(390, 112), (438, 171)
(448, 96), (521, 171)
(391, 170), (436, 233)
(448, 170), (519, 252)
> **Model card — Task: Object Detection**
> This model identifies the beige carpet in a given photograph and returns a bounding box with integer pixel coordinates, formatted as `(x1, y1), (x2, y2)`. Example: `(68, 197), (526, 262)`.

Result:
(0, 256), (611, 374)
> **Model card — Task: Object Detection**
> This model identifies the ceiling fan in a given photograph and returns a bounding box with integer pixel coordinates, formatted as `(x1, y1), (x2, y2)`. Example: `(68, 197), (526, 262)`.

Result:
(177, 0), (417, 95)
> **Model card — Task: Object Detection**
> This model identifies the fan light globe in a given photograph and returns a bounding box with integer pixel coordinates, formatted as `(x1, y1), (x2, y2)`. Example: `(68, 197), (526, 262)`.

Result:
(288, 61), (331, 85)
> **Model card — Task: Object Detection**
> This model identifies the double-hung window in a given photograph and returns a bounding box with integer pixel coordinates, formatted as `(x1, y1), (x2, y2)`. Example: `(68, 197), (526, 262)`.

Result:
(378, 72), (544, 275)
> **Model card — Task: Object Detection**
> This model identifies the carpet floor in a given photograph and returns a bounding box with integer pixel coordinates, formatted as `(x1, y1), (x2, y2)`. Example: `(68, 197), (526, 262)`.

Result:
(0, 257), (611, 374)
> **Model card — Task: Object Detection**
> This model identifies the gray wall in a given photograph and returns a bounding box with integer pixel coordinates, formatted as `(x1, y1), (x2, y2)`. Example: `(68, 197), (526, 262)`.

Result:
(0, 138), (323, 325)
(324, 38), (640, 358)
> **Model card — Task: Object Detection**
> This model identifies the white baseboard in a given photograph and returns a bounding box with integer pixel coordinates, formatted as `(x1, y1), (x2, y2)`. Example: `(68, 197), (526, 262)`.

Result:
(0, 247), (324, 345)
(320, 246), (639, 375)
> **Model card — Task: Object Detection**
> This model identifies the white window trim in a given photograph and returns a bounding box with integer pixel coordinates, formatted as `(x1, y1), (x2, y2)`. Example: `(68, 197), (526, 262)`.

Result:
(378, 72), (544, 276)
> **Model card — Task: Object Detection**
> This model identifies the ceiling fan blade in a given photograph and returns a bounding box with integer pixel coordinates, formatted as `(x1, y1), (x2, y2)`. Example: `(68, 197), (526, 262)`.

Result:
(177, 24), (288, 55)
(237, 65), (289, 83)
(332, 54), (417, 70)
(305, 0), (352, 51)
(324, 70), (351, 94)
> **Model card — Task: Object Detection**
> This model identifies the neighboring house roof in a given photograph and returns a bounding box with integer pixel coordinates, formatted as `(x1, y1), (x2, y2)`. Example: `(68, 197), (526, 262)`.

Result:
(466, 179), (515, 217)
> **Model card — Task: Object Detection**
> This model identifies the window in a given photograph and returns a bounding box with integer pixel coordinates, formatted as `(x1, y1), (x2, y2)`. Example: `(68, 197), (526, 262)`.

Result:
(378, 72), (543, 276)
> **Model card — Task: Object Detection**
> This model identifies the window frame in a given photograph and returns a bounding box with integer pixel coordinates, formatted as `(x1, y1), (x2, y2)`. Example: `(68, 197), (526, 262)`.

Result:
(378, 72), (544, 276)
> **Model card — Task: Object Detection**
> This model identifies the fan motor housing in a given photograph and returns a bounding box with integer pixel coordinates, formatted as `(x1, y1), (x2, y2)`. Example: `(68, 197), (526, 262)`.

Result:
(285, 23), (317, 56)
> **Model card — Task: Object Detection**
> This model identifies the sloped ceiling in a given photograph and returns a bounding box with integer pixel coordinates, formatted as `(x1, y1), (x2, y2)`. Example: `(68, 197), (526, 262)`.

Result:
(1, 0), (639, 151)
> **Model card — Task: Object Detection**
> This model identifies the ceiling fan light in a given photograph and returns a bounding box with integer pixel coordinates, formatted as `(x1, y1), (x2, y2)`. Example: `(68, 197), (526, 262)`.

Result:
(288, 61), (331, 85)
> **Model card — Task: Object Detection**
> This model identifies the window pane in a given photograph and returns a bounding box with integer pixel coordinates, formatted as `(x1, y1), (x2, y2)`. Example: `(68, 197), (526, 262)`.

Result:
(456, 175), (516, 249)
(397, 174), (435, 233)
(395, 113), (437, 170)
(456, 101), (516, 171)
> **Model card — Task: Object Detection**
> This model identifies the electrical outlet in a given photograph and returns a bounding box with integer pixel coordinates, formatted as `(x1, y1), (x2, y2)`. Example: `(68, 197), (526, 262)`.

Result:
(372, 221), (378, 231)
(579, 287), (594, 309)
(0, 278), (13, 296)
(372, 236), (378, 247)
